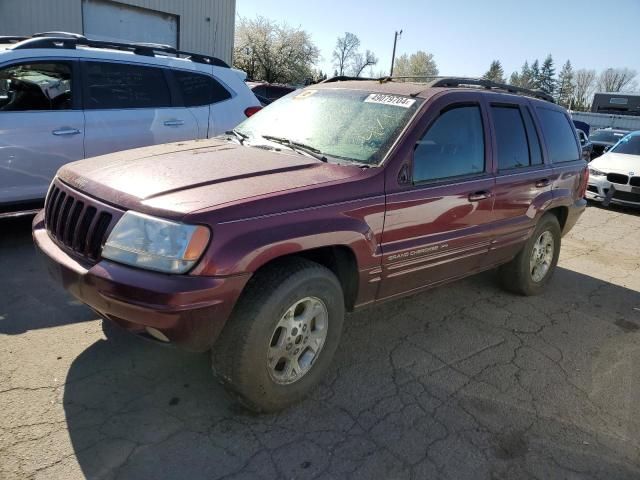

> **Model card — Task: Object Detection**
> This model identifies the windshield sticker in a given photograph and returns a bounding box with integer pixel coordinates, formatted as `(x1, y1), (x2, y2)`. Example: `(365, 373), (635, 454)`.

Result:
(364, 93), (416, 108)
(294, 89), (318, 100)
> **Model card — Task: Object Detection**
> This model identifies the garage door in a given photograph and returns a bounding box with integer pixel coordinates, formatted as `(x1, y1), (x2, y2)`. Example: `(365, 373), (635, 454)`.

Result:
(82, 0), (178, 48)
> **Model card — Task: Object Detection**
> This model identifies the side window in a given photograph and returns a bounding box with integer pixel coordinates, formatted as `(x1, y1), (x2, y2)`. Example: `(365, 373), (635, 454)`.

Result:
(536, 107), (580, 163)
(522, 107), (543, 165)
(413, 105), (485, 183)
(173, 70), (231, 107)
(0, 62), (72, 111)
(84, 61), (171, 109)
(492, 106), (530, 170)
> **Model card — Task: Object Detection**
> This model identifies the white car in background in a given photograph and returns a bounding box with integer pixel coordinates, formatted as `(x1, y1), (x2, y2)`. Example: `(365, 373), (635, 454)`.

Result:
(0, 32), (261, 217)
(587, 131), (640, 207)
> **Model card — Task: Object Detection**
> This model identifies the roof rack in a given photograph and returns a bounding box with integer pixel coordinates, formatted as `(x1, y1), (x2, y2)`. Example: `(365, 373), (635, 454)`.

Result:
(321, 75), (554, 103)
(320, 75), (376, 83)
(6, 32), (229, 68)
(428, 77), (554, 103)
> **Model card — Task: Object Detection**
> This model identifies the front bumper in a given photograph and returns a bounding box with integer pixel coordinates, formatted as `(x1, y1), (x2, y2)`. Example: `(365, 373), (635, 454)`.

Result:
(586, 176), (640, 208)
(32, 212), (250, 352)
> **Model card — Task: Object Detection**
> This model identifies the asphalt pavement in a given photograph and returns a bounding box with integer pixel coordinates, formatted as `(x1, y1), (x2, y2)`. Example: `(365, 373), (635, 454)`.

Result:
(1, 204), (639, 479)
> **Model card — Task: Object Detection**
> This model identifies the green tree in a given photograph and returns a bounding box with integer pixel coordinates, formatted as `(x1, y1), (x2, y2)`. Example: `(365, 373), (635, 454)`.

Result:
(556, 60), (575, 108)
(530, 59), (541, 89)
(393, 51), (438, 79)
(511, 61), (532, 88)
(483, 60), (505, 83)
(539, 54), (556, 94)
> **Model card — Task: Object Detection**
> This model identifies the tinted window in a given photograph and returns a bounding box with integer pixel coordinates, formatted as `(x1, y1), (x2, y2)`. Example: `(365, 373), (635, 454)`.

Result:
(173, 70), (231, 107)
(522, 107), (543, 165)
(0, 62), (72, 111)
(413, 105), (485, 182)
(84, 62), (171, 109)
(536, 107), (580, 163)
(492, 106), (529, 170)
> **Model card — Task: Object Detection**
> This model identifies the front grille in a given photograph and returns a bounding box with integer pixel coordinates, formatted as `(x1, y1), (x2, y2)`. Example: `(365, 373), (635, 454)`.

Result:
(630, 177), (640, 187)
(587, 185), (599, 193)
(610, 190), (640, 203)
(607, 173), (629, 184)
(44, 182), (115, 259)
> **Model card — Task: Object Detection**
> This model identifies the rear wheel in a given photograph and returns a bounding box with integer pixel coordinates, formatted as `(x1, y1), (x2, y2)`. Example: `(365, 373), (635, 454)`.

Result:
(499, 213), (561, 296)
(211, 258), (344, 412)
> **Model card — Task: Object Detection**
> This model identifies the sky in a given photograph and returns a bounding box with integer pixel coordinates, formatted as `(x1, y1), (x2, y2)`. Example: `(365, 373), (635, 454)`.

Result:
(237, 0), (640, 79)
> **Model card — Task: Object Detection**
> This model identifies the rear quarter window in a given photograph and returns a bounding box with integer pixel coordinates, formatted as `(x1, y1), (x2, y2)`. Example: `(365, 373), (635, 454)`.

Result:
(535, 107), (580, 163)
(173, 70), (231, 107)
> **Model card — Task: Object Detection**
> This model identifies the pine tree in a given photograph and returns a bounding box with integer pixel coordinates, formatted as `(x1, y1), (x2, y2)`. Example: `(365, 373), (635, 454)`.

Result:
(483, 60), (505, 83)
(509, 71), (520, 86)
(517, 61), (532, 88)
(530, 60), (541, 89)
(539, 55), (556, 94)
(556, 60), (575, 108)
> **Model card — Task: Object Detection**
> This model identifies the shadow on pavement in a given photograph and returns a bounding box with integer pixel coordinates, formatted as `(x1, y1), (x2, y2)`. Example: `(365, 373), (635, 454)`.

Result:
(0, 215), (95, 335)
(62, 267), (640, 479)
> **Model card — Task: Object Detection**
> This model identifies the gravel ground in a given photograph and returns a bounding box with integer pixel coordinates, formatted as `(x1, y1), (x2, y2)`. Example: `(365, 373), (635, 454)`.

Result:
(1, 204), (639, 480)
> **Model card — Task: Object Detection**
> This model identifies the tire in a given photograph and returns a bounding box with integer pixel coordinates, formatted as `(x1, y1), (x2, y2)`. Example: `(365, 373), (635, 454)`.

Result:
(499, 213), (561, 296)
(211, 258), (345, 413)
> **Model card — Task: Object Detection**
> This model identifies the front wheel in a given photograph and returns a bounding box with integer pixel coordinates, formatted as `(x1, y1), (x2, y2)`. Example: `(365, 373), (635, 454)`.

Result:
(499, 213), (561, 296)
(211, 258), (345, 412)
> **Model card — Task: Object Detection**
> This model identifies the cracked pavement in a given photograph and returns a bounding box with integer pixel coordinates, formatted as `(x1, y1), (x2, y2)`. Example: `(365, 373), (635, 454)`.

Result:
(1, 204), (640, 479)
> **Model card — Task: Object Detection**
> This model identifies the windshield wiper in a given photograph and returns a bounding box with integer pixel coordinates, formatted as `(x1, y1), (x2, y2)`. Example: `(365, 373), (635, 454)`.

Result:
(226, 129), (248, 145)
(261, 135), (328, 163)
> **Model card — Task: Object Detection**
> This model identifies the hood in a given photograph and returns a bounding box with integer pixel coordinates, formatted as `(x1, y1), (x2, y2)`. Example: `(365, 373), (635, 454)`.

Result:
(590, 152), (640, 174)
(58, 139), (362, 216)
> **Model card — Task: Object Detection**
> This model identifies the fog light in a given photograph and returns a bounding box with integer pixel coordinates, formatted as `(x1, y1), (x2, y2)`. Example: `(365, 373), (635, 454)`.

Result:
(145, 327), (170, 342)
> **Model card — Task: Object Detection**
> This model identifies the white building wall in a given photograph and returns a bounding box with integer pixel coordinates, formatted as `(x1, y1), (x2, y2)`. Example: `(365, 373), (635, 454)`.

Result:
(0, 0), (236, 64)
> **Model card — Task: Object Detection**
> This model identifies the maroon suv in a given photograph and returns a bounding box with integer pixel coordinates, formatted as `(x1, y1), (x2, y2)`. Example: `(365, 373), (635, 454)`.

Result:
(33, 77), (588, 412)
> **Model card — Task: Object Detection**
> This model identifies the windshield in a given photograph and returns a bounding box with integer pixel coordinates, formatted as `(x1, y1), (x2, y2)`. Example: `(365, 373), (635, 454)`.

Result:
(611, 134), (640, 155)
(589, 130), (627, 144)
(235, 88), (423, 165)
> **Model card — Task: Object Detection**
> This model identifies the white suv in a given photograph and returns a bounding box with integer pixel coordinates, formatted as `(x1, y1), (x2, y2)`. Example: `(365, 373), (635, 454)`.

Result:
(0, 33), (261, 217)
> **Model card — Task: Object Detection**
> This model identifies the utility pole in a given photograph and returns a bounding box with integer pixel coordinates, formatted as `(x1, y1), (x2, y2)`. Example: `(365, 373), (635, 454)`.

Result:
(389, 29), (402, 76)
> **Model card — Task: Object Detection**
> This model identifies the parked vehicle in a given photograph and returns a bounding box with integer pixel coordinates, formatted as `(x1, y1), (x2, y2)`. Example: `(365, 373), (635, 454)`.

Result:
(247, 81), (296, 106)
(0, 32), (261, 218)
(33, 76), (588, 412)
(577, 129), (593, 161)
(589, 128), (629, 159)
(586, 131), (640, 207)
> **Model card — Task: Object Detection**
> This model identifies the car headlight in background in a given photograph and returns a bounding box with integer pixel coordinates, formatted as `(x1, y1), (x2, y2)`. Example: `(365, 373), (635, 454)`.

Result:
(589, 168), (606, 177)
(102, 211), (210, 274)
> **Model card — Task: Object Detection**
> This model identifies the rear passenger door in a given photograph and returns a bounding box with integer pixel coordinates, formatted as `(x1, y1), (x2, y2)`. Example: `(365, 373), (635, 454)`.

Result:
(82, 61), (198, 158)
(488, 98), (553, 264)
(379, 92), (495, 300)
(534, 106), (583, 202)
(171, 68), (232, 138)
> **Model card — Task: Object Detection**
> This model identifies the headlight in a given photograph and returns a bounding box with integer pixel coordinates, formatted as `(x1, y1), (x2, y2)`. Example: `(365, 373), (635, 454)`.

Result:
(589, 168), (606, 177)
(102, 211), (210, 274)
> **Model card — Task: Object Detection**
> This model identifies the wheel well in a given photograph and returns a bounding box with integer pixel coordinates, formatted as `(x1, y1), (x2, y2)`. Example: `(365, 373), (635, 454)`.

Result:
(547, 206), (568, 231)
(254, 246), (359, 311)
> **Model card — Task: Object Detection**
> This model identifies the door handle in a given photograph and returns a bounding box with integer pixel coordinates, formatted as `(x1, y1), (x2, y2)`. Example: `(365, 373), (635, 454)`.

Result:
(52, 128), (81, 136)
(535, 178), (551, 188)
(164, 120), (185, 127)
(468, 190), (492, 202)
